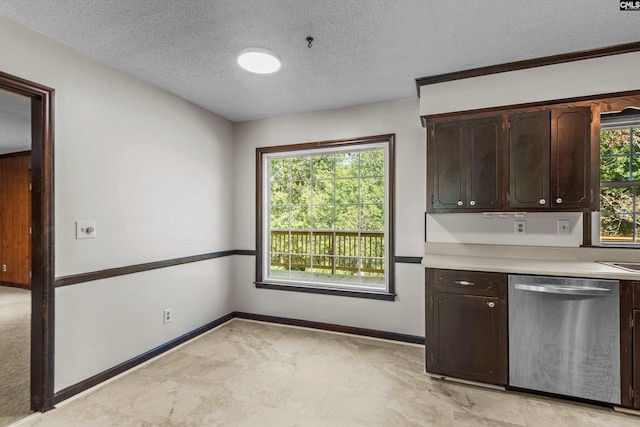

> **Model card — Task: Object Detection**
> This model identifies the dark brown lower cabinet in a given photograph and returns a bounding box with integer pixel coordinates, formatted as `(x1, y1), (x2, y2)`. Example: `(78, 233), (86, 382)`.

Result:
(425, 269), (507, 386)
(616, 280), (640, 409)
(633, 308), (640, 408)
(623, 280), (640, 408)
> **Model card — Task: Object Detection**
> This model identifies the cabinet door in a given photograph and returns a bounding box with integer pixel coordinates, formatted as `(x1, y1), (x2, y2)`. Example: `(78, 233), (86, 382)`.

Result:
(551, 107), (592, 208)
(429, 293), (503, 384)
(509, 111), (550, 208)
(467, 117), (503, 209)
(634, 309), (640, 408)
(431, 121), (465, 210)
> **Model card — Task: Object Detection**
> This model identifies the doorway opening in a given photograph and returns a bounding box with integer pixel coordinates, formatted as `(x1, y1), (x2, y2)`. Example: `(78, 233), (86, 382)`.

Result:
(0, 89), (33, 426)
(0, 71), (54, 419)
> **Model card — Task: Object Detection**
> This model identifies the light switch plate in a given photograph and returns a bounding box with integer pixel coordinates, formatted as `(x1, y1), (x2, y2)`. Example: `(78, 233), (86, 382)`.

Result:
(76, 220), (96, 239)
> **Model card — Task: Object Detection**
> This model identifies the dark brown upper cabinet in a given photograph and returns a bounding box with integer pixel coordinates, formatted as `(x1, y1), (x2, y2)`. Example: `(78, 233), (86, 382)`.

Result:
(426, 104), (595, 213)
(510, 107), (593, 210)
(428, 116), (502, 212)
(550, 107), (592, 209)
(429, 120), (465, 210)
(509, 111), (551, 209)
(468, 118), (503, 210)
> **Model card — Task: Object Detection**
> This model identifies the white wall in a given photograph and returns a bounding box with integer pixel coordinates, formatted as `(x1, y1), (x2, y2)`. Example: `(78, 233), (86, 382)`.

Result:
(426, 212), (583, 247)
(0, 16), (236, 391)
(232, 98), (426, 337)
(55, 259), (233, 390)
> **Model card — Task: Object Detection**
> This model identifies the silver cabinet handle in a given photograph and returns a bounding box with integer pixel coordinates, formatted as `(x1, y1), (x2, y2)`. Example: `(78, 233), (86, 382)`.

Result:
(487, 301), (495, 308)
(457, 200), (463, 206)
(469, 200), (476, 206)
(454, 280), (474, 286)
(539, 199), (546, 205)
(556, 197), (563, 204)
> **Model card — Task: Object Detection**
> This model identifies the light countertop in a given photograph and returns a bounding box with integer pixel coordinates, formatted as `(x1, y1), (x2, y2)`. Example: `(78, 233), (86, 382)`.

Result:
(422, 243), (640, 281)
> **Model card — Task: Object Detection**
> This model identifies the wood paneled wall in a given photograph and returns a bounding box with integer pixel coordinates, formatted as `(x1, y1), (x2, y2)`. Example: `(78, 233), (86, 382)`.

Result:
(0, 151), (31, 289)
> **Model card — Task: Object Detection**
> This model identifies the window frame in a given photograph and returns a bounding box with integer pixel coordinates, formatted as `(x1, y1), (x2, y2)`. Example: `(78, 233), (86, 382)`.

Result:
(255, 134), (396, 301)
(596, 114), (640, 247)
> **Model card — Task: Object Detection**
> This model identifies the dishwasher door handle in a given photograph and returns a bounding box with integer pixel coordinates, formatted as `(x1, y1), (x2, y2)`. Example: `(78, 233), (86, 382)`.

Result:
(514, 283), (612, 296)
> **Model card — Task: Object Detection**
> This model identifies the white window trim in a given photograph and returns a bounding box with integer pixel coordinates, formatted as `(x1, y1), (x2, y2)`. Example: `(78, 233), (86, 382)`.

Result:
(595, 117), (640, 247)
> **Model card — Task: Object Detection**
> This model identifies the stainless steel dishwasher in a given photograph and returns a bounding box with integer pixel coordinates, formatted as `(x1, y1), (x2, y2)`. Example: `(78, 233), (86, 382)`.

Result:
(508, 275), (620, 404)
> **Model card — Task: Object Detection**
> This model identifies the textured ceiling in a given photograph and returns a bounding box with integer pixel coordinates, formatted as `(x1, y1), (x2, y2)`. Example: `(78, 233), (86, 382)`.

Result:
(0, 1), (638, 122)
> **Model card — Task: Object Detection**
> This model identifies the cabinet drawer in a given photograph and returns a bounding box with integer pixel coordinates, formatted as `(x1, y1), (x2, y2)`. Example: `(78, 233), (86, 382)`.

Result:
(433, 269), (501, 297)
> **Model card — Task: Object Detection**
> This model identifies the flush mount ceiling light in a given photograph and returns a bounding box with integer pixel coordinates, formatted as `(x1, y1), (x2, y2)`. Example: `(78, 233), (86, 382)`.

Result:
(237, 47), (281, 74)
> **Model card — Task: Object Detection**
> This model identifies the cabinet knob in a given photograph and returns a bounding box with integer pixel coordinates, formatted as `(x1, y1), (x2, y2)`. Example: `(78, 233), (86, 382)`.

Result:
(539, 199), (546, 205)
(457, 200), (463, 206)
(487, 301), (496, 308)
(556, 197), (563, 204)
(469, 200), (476, 206)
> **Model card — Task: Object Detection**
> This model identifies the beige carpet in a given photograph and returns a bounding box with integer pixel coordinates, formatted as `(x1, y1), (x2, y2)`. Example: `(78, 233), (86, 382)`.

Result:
(0, 286), (32, 427)
(18, 319), (640, 426)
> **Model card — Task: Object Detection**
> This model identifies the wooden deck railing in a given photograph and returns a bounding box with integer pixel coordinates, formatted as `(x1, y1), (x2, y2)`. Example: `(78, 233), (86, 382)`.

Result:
(270, 230), (384, 275)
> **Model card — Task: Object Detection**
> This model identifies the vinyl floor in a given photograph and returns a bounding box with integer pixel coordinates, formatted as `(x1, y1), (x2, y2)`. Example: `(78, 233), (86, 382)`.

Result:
(14, 319), (640, 426)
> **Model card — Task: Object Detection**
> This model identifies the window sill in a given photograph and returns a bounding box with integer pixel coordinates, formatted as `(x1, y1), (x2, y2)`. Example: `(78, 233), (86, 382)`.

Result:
(254, 281), (396, 301)
(581, 244), (640, 249)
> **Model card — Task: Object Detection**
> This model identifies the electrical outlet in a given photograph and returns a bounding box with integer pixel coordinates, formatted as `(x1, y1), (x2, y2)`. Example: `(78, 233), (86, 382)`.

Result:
(558, 219), (571, 235)
(163, 308), (173, 324)
(515, 220), (526, 235)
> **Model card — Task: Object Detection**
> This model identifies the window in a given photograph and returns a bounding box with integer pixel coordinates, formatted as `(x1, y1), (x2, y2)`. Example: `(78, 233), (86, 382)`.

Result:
(599, 110), (640, 245)
(256, 135), (395, 300)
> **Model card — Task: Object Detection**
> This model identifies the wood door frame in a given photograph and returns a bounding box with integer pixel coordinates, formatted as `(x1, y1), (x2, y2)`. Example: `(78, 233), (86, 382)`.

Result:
(0, 70), (55, 412)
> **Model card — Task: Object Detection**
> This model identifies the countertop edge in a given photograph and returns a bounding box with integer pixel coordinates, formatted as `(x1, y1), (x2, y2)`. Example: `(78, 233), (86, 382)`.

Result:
(421, 254), (640, 281)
